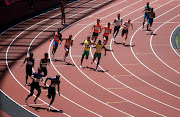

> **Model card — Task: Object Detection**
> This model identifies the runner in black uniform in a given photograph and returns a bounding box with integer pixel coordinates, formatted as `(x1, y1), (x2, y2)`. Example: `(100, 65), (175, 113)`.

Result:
(40, 53), (50, 77)
(25, 67), (44, 104)
(21, 53), (35, 85)
(147, 8), (155, 32)
(44, 75), (60, 111)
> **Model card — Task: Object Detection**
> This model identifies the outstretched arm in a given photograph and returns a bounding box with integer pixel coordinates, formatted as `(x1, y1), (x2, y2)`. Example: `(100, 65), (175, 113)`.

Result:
(44, 77), (50, 86)
(21, 58), (27, 67)
(58, 83), (60, 96)
(131, 23), (133, 30)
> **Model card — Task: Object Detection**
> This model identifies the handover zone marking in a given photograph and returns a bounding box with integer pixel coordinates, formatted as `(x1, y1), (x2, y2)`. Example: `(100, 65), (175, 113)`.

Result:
(113, 75), (133, 77)
(106, 101), (128, 104)
(107, 87), (128, 90)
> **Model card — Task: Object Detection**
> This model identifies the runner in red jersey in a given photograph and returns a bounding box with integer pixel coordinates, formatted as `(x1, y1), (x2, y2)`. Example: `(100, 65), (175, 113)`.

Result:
(61, 35), (73, 62)
(90, 19), (102, 43)
(102, 23), (112, 45)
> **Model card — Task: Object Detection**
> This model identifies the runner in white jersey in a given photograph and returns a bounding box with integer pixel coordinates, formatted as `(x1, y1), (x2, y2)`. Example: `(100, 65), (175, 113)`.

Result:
(113, 14), (123, 42)
(122, 19), (133, 45)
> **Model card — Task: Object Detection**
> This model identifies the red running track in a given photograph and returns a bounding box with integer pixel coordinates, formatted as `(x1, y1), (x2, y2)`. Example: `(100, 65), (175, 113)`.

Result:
(0, 0), (180, 116)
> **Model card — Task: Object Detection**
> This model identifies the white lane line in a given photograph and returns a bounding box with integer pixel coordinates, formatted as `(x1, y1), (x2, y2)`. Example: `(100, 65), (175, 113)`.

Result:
(69, 0), (172, 116)
(26, 0), (122, 116)
(0, 89), (39, 117)
(130, 5), (180, 89)
(150, 14), (180, 75)
(48, 0), (134, 116)
(170, 24), (180, 57)
(5, 1), (105, 117)
(22, 103), (46, 107)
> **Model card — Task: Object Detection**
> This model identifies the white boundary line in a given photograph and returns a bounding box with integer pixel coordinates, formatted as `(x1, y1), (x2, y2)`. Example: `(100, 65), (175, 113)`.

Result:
(4, 0), (106, 117)
(0, 89), (39, 117)
(150, 15), (180, 74)
(130, 5), (180, 88)
(71, 0), (180, 115)
(170, 24), (180, 57)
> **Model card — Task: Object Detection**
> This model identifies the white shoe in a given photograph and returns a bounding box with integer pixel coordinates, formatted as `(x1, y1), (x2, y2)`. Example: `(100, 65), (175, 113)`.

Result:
(95, 68), (97, 71)
(25, 98), (28, 104)
(34, 100), (37, 104)
(80, 65), (82, 68)
(48, 106), (51, 111)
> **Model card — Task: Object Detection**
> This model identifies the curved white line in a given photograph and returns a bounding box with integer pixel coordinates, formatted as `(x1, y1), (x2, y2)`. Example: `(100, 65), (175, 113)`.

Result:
(69, 1), (180, 116)
(130, 5), (180, 92)
(170, 25), (180, 57)
(150, 15), (180, 75)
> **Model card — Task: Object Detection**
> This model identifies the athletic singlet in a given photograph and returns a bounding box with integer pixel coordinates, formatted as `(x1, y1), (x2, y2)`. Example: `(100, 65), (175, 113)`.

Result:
(123, 21), (130, 30)
(53, 32), (62, 43)
(83, 40), (91, 51)
(32, 72), (44, 83)
(114, 18), (122, 26)
(26, 57), (34, 66)
(95, 43), (103, 53)
(94, 24), (101, 33)
(40, 58), (50, 68)
(103, 27), (111, 36)
(65, 39), (71, 48)
(145, 5), (150, 13)
(49, 77), (60, 88)
(148, 12), (155, 18)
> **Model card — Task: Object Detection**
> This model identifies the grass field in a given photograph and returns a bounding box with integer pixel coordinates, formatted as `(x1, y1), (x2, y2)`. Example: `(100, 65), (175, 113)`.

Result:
(177, 35), (180, 48)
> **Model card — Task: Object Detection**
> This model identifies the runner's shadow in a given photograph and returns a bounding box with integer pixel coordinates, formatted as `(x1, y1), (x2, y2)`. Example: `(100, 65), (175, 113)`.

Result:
(124, 44), (135, 47)
(114, 42), (123, 45)
(83, 66), (108, 73)
(28, 106), (63, 113)
(53, 59), (64, 62)
(146, 33), (157, 35)
(64, 62), (75, 66)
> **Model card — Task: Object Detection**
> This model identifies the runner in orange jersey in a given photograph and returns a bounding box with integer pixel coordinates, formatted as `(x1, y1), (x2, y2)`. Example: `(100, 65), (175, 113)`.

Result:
(102, 23), (112, 45)
(90, 19), (102, 43)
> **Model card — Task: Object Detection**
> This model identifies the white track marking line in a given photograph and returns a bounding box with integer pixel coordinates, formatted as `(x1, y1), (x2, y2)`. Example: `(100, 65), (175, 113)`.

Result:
(170, 24), (180, 57)
(130, 5), (180, 88)
(150, 14), (180, 74)
(69, 0), (173, 116)
(70, 0), (180, 115)
(27, 0), (124, 116)
(48, 0), (135, 116)
(22, 103), (46, 107)
(0, 89), (39, 117)
(5, 1), (106, 117)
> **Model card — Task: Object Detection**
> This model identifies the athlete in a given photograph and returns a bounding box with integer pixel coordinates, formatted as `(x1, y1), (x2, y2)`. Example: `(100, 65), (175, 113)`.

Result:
(44, 75), (60, 111)
(112, 14), (123, 42)
(50, 28), (62, 59)
(90, 19), (102, 43)
(142, 2), (151, 29)
(80, 35), (93, 68)
(61, 1), (65, 25)
(25, 67), (44, 104)
(61, 35), (73, 62)
(21, 52), (35, 85)
(122, 19), (133, 45)
(40, 53), (50, 77)
(147, 8), (155, 32)
(102, 23), (112, 45)
(91, 40), (107, 71)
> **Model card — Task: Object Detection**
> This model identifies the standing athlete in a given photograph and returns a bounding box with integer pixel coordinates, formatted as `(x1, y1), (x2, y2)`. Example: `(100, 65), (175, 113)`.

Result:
(80, 35), (92, 68)
(102, 23), (112, 45)
(21, 52), (35, 85)
(61, 35), (73, 62)
(91, 40), (106, 71)
(61, 1), (65, 25)
(90, 19), (102, 43)
(50, 28), (62, 59)
(113, 14), (123, 42)
(122, 19), (133, 45)
(44, 75), (60, 111)
(25, 67), (44, 104)
(142, 2), (150, 29)
(40, 53), (50, 77)
(147, 8), (155, 32)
